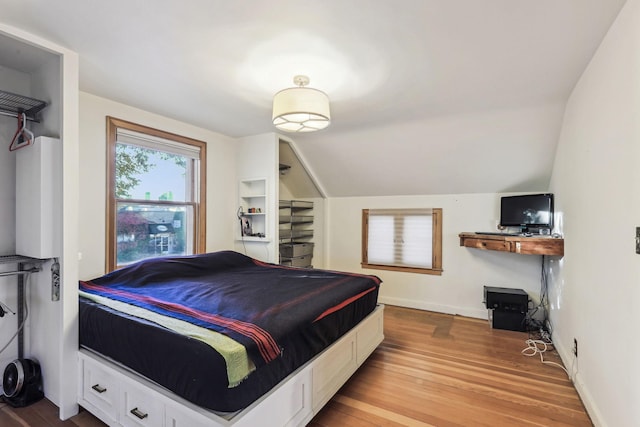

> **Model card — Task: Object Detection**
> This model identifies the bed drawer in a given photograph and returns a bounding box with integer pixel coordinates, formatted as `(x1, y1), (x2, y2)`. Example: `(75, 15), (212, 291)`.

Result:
(238, 367), (312, 427)
(121, 379), (165, 427)
(165, 404), (212, 427)
(312, 333), (357, 412)
(79, 355), (119, 425)
(356, 306), (384, 365)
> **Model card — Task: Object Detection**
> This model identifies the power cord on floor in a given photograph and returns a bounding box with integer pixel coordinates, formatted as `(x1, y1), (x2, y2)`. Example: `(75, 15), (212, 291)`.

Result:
(528, 327), (552, 344)
(521, 338), (569, 377)
(521, 256), (577, 381)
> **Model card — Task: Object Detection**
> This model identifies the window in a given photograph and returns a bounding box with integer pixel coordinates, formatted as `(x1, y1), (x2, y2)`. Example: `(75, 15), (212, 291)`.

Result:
(361, 208), (442, 275)
(106, 117), (206, 271)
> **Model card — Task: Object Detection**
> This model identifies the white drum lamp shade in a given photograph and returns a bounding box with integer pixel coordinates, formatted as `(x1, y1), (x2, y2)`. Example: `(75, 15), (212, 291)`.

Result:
(272, 75), (331, 132)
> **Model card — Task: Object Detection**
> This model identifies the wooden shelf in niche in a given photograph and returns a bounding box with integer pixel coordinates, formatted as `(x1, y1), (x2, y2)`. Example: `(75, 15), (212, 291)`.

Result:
(459, 232), (564, 256)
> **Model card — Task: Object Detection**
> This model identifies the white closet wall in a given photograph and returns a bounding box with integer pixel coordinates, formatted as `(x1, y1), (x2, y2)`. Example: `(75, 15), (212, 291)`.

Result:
(0, 66), (32, 372)
(0, 50), (62, 399)
(0, 24), (80, 420)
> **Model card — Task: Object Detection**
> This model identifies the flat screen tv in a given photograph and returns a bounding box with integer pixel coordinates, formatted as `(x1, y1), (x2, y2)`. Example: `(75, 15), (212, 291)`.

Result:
(500, 193), (554, 233)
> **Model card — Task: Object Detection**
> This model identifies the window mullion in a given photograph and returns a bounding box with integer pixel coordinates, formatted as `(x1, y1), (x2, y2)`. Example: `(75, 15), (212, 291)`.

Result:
(393, 215), (403, 264)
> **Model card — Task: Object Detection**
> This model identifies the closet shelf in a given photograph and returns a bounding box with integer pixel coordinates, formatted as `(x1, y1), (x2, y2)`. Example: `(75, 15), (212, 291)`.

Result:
(0, 255), (48, 276)
(0, 254), (47, 265)
(0, 89), (47, 122)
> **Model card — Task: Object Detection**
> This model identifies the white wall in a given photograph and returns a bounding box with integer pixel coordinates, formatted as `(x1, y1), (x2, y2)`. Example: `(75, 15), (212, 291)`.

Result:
(25, 53), (64, 409)
(234, 133), (279, 263)
(0, 63), (40, 255)
(0, 24), (80, 419)
(0, 66), (31, 380)
(547, 0), (640, 425)
(0, 59), (63, 376)
(0, 38), (66, 405)
(78, 92), (238, 279)
(309, 197), (325, 269)
(0, 66), (31, 257)
(326, 193), (547, 318)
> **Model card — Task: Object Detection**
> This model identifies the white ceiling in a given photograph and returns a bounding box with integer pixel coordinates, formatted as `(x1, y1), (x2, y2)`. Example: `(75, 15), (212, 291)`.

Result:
(0, 0), (628, 196)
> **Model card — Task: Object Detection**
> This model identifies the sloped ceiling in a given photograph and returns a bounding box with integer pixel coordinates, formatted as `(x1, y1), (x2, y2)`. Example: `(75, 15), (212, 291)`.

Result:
(0, 0), (628, 196)
(279, 139), (323, 199)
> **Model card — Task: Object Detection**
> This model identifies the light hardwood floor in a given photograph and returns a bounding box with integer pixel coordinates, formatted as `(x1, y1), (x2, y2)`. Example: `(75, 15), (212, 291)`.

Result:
(1, 305), (591, 426)
(310, 306), (590, 426)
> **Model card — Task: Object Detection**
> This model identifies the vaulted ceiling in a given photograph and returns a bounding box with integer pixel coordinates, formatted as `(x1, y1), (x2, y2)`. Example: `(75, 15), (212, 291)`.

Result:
(0, 0), (628, 196)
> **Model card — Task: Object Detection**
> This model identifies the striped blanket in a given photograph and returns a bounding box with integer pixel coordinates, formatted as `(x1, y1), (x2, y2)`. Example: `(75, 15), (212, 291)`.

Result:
(79, 251), (380, 384)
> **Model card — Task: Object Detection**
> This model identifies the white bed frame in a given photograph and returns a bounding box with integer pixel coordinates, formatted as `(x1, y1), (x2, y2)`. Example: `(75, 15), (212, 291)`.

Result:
(78, 305), (384, 427)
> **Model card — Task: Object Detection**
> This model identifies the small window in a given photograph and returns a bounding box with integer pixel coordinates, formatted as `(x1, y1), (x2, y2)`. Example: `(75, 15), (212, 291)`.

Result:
(106, 117), (206, 271)
(362, 208), (442, 275)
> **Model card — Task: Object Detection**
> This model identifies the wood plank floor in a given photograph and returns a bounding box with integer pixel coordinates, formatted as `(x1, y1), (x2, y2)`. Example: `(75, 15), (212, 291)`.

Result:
(0, 305), (591, 426)
(310, 306), (591, 427)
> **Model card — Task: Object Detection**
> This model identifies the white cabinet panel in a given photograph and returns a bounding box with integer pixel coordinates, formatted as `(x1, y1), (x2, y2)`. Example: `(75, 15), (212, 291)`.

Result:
(121, 378), (165, 427)
(79, 354), (119, 425)
(237, 367), (312, 427)
(312, 334), (356, 412)
(356, 306), (384, 364)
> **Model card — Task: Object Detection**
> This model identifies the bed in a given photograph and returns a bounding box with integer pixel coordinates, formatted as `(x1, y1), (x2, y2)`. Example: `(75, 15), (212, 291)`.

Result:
(77, 251), (384, 426)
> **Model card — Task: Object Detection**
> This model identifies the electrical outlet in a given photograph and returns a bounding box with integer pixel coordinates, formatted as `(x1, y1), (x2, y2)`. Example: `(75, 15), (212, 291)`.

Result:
(573, 338), (578, 357)
(636, 227), (640, 254)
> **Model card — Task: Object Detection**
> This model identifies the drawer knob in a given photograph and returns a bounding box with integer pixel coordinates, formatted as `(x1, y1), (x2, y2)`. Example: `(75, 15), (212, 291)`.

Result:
(91, 384), (107, 394)
(130, 407), (149, 420)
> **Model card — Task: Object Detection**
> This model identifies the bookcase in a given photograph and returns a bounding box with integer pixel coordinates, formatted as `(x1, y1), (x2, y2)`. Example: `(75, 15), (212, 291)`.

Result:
(238, 178), (268, 241)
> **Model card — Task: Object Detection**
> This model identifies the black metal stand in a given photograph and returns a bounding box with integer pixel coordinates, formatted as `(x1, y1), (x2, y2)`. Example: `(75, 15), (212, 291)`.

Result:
(0, 255), (47, 358)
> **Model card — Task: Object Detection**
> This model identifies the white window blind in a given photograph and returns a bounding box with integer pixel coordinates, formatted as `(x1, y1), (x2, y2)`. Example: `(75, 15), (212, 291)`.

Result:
(367, 209), (433, 269)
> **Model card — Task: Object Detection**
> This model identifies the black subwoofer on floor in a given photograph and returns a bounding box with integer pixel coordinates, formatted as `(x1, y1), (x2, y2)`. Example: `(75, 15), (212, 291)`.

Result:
(483, 286), (529, 332)
(2, 358), (44, 407)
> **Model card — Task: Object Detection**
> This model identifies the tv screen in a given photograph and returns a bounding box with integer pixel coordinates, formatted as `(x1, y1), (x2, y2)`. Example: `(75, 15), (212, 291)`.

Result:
(500, 193), (554, 231)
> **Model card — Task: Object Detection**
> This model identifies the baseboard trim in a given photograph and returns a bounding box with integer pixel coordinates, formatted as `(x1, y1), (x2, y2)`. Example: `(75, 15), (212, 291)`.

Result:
(552, 337), (603, 427)
(377, 296), (487, 320)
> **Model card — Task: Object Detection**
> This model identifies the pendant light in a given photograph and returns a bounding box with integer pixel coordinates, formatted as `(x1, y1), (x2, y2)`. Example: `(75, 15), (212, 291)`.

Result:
(272, 75), (330, 132)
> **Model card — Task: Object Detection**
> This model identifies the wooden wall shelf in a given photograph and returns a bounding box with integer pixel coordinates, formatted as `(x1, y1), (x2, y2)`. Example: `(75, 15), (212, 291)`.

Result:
(459, 232), (564, 256)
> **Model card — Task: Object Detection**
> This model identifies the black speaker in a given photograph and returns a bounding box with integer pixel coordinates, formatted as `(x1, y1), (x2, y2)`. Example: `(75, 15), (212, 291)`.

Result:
(484, 286), (528, 312)
(491, 310), (527, 332)
(483, 286), (529, 332)
(2, 358), (44, 407)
